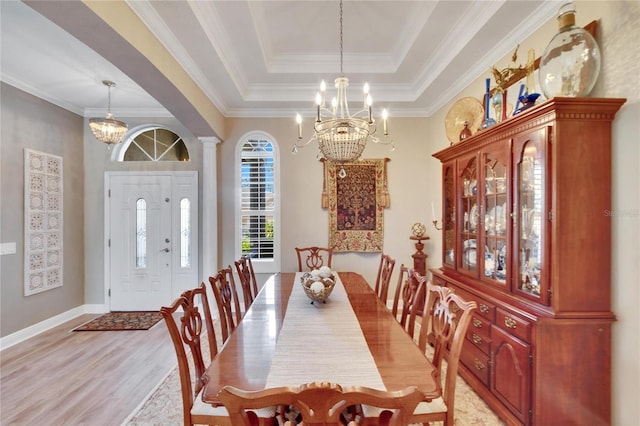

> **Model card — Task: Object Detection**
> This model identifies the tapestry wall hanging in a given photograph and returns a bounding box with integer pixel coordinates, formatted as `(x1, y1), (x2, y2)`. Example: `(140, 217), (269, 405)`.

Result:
(323, 159), (390, 253)
(24, 148), (63, 296)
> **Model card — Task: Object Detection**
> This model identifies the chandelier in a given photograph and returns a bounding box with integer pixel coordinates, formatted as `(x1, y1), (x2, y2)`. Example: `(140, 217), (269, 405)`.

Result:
(293, 0), (392, 169)
(89, 80), (128, 147)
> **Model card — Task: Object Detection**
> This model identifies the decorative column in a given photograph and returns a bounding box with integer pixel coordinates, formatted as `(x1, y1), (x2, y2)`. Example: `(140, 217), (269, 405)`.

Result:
(410, 235), (429, 278)
(200, 136), (221, 285)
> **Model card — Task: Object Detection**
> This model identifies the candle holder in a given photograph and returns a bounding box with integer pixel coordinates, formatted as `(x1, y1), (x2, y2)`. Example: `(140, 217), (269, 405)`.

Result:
(432, 219), (443, 230)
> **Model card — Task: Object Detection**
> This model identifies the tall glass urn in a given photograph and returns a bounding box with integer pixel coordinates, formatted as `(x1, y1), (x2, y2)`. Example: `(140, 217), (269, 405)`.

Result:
(539, 2), (601, 98)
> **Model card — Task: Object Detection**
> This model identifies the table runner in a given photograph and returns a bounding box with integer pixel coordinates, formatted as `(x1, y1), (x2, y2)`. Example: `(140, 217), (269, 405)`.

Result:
(265, 273), (386, 390)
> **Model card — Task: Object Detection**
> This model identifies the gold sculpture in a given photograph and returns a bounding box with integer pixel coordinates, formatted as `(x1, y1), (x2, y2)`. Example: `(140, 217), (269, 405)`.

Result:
(490, 45), (538, 97)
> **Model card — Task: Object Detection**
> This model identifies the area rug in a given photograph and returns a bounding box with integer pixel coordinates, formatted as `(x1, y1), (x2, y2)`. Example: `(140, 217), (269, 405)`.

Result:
(73, 311), (163, 331)
(123, 321), (505, 426)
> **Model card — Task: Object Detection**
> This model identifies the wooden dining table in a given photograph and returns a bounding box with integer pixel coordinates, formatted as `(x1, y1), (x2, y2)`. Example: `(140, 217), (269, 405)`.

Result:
(201, 271), (440, 406)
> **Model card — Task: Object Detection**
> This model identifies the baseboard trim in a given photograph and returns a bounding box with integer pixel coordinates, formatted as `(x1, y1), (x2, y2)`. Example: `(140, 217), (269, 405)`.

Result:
(0, 303), (107, 351)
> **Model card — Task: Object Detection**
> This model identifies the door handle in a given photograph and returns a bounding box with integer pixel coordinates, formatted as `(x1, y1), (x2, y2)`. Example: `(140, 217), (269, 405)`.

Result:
(161, 248), (170, 253)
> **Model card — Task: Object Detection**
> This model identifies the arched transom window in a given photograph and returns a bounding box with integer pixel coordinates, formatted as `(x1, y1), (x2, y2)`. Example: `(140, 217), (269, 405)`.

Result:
(123, 126), (189, 162)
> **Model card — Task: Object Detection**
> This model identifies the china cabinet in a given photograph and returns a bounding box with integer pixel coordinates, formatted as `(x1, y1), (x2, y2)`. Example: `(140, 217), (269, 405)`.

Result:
(432, 97), (625, 425)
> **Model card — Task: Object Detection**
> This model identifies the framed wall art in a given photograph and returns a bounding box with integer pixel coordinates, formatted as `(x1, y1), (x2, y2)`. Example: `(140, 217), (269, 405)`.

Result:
(24, 148), (63, 296)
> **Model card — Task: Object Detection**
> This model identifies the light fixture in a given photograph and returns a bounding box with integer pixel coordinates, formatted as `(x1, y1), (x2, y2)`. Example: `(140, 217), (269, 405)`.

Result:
(292, 0), (392, 174)
(89, 80), (128, 146)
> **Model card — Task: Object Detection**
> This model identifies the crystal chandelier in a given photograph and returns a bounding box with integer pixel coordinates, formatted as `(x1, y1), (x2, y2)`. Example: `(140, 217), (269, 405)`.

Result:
(89, 80), (128, 146)
(293, 0), (392, 168)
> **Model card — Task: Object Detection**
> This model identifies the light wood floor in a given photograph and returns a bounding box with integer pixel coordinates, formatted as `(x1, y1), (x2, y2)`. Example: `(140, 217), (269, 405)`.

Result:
(0, 314), (176, 425)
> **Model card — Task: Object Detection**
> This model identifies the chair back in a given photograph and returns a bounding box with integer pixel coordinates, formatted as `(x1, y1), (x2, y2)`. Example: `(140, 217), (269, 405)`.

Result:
(234, 255), (259, 312)
(391, 265), (426, 339)
(218, 381), (424, 426)
(417, 282), (477, 416)
(160, 283), (218, 426)
(374, 253), (396, 304)
(209, 266), (243, 343)
(295, 246), (333, 272)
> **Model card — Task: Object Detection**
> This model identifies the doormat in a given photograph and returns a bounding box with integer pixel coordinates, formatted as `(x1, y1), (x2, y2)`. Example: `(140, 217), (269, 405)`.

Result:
(73, 311), (163, 331)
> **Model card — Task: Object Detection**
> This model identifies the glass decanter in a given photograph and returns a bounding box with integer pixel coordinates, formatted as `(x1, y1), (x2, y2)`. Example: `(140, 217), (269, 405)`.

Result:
(539, 2), (601, 98)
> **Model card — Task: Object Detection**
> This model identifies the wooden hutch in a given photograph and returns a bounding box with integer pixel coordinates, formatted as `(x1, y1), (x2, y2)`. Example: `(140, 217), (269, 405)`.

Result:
(431, 97), (625, 425)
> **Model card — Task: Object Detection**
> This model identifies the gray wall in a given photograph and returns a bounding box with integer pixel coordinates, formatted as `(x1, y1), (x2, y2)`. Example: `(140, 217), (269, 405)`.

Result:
(1, 83), (85, 334)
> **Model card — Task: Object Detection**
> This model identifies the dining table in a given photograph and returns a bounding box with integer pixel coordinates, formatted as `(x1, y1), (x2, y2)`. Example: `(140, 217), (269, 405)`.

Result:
(201, 271), (440, 406)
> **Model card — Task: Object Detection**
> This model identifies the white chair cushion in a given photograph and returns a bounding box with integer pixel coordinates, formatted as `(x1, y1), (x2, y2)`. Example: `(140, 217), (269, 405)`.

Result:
(191, 388), (278, 419)
(361, 396), (448, 418)
(191, 388), (230, 417)
(413, 396), (447, 414)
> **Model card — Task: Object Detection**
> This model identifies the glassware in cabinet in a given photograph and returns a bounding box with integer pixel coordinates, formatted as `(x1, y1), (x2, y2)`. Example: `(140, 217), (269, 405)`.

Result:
(513, 129), (550, 304)
(482, 150), (509, 286)
(443, 163), (456, 267)
(458, 155), (479, 275)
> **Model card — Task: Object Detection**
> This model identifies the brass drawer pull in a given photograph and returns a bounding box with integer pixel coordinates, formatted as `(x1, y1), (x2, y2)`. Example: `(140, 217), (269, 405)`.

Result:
(479, 303), (490, 314)
(472, 334), (483, 345)
(472, 318), (482, 328)
(474, 359), (485, 371)
(504, 316), (517, 329)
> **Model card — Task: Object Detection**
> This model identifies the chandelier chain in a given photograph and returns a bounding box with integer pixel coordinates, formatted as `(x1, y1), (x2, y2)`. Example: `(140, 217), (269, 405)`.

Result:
(107, 83), (112, 113)
(339, 0), (343, 76)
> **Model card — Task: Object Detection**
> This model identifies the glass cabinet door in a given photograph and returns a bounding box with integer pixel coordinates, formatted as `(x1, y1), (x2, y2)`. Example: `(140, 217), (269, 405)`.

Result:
(513, 129), (549, 304)
(443, 163), (455, 268)
(482, 148), (509, 287)
(458, 155), (479, 276)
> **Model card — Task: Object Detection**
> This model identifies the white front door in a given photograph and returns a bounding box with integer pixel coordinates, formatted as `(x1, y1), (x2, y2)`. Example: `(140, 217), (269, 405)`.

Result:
(106, 172), (198, 311)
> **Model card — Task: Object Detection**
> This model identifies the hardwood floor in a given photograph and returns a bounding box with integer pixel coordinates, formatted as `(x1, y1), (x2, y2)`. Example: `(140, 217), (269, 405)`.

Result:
(0, 314), (176, 425)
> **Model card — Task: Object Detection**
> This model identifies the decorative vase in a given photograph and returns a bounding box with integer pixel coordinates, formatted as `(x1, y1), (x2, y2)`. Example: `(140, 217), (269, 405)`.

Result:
(459, 121), (472, 141)
(481, 78), (496, 130)
(539, 2), (601, 98)
(501, 90), (508, 122)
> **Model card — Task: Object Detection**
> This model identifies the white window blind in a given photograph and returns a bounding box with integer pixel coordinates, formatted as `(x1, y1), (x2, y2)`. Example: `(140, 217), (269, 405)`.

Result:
(240, 138), (275, 260)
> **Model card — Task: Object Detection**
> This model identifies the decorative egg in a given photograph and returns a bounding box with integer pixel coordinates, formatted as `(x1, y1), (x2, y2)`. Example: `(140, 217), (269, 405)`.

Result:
(321, 278), (334, 287)
(310, 281), (325, 295)
(310, 269), (321, 280)
(319, 265), (332, 278)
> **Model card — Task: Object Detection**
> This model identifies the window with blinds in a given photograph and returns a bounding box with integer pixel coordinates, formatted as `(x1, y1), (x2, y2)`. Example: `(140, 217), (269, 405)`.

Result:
(240, 137), (276, 260)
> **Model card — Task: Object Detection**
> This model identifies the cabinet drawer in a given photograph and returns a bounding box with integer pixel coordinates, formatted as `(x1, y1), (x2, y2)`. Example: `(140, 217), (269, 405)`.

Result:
(466, 315), (491, 355)
(496, 308), (531, 342)
(449, 284), (495, 322)
(461, 340), (490, 387)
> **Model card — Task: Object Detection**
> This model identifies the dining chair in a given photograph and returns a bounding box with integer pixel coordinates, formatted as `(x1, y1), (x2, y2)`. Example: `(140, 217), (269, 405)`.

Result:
(218, 381), (424, 426)
(295, 246), (333, 271)
(411, 282), (478, 425)
(362, 282), (477, 426)
(374, 253), (396, 305)
(160, 283), (227, 426)
(234, 255), (259, 312)
(391, 265), (426, 341)
(209, 266), (243, 343)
